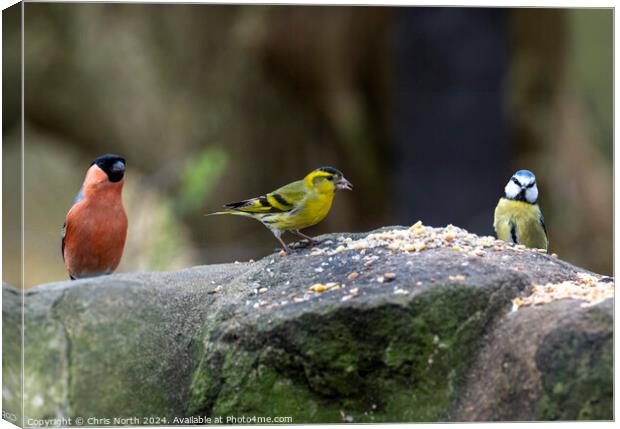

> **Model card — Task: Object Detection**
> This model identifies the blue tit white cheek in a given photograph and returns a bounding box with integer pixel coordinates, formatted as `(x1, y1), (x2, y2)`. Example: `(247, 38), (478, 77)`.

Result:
(525, 185), (538, 203)
(504, 180), (521, 199)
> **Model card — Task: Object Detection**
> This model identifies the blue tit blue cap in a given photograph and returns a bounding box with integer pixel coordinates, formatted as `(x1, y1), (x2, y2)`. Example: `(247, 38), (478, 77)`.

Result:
(514, 169), (536, 180)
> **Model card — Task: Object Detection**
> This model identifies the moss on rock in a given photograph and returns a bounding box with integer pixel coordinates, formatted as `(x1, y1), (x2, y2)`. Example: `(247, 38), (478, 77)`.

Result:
(3, 227), (613, 423)
(188, 281), (523, 422)
(536, 302), (613, 420)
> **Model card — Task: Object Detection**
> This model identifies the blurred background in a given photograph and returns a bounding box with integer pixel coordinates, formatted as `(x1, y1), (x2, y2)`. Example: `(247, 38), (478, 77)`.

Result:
(2, 4), (612, 287)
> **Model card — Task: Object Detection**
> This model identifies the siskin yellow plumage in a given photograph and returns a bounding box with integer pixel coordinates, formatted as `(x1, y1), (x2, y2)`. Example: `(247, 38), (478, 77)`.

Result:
(208, 167), (352, 252)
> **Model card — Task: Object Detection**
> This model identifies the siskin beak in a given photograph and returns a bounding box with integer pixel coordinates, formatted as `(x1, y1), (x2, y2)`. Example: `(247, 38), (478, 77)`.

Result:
(336, 177), (353, 191)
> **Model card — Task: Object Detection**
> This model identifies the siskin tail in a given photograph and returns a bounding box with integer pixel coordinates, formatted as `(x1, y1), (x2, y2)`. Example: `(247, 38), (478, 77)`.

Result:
(205, 210), (254, 218)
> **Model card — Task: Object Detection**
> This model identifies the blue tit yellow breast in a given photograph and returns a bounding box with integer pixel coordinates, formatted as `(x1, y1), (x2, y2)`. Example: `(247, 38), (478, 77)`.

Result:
(264, 190), (335, 231)
(494, 198), (548, 250)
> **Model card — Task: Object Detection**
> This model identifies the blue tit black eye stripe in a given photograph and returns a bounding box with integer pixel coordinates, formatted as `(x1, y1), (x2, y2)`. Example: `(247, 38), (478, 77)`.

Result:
(526, 182), (536, 188)
(258, 196), (270, 207)
(512, 177), (521, 186)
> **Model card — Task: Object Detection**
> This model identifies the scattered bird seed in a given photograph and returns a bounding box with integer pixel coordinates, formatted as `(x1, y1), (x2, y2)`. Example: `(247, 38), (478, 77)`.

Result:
(308, 282), (342, 294)
(208, 285), (223, 294)
(310, 283), (328, 293)
(314, 221), (551, 259)
(512, 273), (614, 311)
(347, 271), (360, 281)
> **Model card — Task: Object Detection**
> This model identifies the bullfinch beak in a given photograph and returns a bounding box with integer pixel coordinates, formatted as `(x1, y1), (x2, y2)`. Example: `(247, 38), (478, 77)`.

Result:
(111, 160), (125, 174)
(106, 159), (126, 182)
(336, 177), (353, 191)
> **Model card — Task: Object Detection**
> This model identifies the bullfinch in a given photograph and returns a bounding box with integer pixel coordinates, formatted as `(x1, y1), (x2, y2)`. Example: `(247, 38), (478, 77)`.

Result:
(62, 154), (128, 280)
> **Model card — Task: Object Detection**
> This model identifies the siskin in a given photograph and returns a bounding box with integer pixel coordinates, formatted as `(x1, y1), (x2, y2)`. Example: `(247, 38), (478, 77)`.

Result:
(208, 167), (352, 253)
(494, 169), (548, 251)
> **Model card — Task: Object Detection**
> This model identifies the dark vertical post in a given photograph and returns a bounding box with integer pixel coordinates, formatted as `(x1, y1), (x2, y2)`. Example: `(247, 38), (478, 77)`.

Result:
(392, 7), (508, 233)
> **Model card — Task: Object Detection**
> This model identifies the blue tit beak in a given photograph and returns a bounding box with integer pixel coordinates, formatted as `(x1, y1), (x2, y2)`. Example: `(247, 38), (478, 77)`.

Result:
(336, 177), (353, 191)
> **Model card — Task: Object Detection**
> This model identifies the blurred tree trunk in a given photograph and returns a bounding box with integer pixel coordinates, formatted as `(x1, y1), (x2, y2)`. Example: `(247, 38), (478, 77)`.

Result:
(257, 6), (393, 224)
(391, 7), (509, 234)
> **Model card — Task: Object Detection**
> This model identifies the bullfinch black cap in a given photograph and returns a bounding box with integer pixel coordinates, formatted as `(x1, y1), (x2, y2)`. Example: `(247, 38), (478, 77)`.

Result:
(92, 154), (126, 183)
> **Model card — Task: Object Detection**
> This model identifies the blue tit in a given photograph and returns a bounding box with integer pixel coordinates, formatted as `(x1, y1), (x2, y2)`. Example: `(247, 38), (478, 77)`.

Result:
(493, 169), (548, 251)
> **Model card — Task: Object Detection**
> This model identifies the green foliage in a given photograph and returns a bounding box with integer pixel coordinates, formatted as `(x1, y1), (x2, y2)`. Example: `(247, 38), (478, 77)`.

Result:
(177, 147), (228, 214)
(147, 201), (186, 270)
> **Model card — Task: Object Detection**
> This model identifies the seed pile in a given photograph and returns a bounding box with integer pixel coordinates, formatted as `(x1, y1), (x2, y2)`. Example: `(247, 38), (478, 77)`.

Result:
(512, 273), (614, 311)
(308, 221), (549, 258)
(251, 221), (575, 310)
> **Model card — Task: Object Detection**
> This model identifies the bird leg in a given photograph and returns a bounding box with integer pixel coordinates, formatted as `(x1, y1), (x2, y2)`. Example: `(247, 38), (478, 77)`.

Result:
(273, 232), (291, 253)
(291, 230), (320, 246)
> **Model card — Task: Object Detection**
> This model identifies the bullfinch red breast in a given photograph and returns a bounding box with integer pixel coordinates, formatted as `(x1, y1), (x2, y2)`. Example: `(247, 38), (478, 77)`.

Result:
(62, 154), (128, 280)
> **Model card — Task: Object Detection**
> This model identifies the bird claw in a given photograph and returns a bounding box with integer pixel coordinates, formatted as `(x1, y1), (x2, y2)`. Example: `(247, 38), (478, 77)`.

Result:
(290, 239), (318, 249)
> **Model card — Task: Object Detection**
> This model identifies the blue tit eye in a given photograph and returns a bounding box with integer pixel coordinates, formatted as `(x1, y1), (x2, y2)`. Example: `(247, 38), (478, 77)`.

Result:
(526, 182), (535, 189)
(326, 176), (334, 181)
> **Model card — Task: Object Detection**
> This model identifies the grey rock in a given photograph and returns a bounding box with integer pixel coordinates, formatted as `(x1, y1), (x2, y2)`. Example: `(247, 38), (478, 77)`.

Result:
(2, 227), (613, 423)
